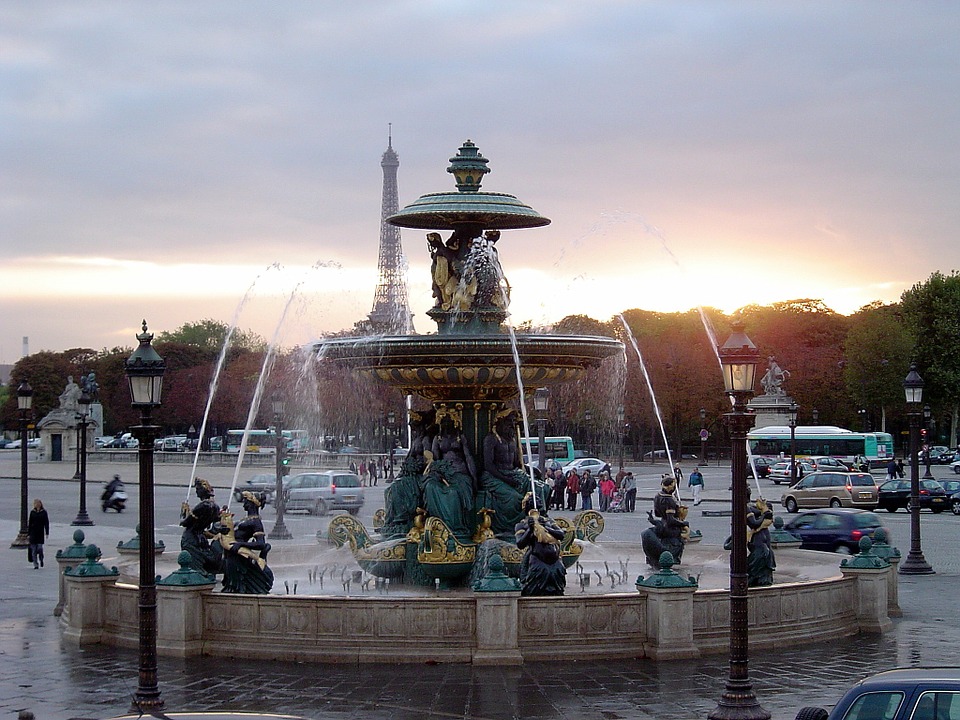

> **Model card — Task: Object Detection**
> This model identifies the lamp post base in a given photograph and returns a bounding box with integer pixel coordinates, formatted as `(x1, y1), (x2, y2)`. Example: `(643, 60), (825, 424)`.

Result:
(899, 552), (934, 575)
(709, 681), (771, 720)
(10, 531), (30, 549)
(71, 511), (94, 527)
(130, 692), (164, 714)
(270, 519), (292, 540)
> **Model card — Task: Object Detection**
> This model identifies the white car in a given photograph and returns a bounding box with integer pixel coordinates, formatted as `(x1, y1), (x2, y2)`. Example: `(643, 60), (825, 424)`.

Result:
(561, 457), (609, 476)
(951, 459), (960, 475)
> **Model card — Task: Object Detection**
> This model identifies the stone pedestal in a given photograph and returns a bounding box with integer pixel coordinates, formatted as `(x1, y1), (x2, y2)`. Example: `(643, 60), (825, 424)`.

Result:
(157, 584), (216, 657)
(637, 584), (700, 659)
(747, 394), (798, 431)
(839, 564), (892, 633)
(61, 573), (117, 645)
(473, 592), (522, 665)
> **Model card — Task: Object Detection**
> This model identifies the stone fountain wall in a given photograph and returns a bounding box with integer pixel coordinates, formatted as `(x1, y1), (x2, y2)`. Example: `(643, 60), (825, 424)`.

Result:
(60, 559), (891, 664)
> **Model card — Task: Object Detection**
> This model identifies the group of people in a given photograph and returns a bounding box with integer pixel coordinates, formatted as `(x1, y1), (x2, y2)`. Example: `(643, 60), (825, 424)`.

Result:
(347, 457), (393, 486)
(539, 465), (640, 514)
(885, 458), (906, 481)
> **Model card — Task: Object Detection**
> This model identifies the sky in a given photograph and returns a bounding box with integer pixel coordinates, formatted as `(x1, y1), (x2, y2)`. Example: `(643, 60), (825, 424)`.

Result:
(2, 2), (959, 362)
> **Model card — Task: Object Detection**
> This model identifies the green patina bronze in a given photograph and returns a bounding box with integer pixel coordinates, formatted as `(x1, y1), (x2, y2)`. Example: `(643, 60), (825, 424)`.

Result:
(158, 551), (218, 587)
(64, 544), (119, 578)
(841, 537), (890, 570)
(870, 527), (901, 562)
(636, 551), (699, 589)
(56, 529), (89, 560)
(118, 524), (166, 555)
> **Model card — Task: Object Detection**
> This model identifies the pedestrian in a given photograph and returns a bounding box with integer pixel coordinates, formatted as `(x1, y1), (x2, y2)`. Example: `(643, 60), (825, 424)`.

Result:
(688, 466), (704, 506)
(359, 460), (367, 486)
(349, 460), (357, 475)
(886, 458), (897, 482)
(580, 469), (596, 510)
(370, 461), (378, 487)
(623, 472), (637, 512)
(28, 498), (49, 569)
(896, 459), (905, 479)
(566, 470), (580, 511)
(552, 470), (567, 510)
(673, 463), (684, 484)
(599, 472), (615, 512)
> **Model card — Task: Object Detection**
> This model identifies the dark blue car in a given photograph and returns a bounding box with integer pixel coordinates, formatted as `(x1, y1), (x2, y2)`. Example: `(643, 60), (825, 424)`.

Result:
(783, 508), (885, 554)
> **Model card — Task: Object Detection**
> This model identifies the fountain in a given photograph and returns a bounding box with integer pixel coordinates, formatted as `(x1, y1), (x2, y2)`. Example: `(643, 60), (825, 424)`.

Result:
(320, 140), (622, 587)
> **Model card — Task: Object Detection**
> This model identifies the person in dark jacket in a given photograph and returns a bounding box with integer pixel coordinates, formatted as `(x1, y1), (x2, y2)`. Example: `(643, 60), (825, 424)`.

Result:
(28, 498), (50, 569)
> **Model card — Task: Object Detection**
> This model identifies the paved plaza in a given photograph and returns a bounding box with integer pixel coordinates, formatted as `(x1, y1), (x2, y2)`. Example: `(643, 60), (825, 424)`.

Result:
(2, 456), (959, 720)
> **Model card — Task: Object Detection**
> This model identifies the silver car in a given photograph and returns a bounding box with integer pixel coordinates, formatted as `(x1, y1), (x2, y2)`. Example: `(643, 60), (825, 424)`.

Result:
(284, 471), (364, 516)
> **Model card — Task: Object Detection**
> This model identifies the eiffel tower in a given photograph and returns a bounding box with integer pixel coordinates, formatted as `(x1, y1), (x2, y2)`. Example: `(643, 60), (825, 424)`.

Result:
(364, 129), (414, 335)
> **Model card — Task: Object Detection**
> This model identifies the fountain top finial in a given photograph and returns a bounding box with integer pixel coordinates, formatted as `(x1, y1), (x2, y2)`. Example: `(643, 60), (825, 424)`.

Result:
(388, 140), (550, 231)
(447, 139), (489, 193)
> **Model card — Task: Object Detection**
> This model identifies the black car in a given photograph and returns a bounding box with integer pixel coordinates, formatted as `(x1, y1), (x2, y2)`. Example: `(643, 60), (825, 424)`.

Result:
(746, 457), (771, 479)
(939, 480), (960, 515)
(233, 473), (278, 503)
(877, 478), (947, 513)
(796, 667), (960, 720)
(783, 508), (885, 554)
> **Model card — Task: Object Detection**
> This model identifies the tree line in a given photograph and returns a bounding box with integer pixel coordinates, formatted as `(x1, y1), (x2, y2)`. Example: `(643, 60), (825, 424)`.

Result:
(3, 272), (959, 456)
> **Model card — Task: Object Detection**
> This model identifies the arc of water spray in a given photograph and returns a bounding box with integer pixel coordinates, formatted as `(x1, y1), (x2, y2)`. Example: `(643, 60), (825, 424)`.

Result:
(228, 279), (306, 504)
(185, 263), (283, 500)
(618, 314), (684, 503)
(507, 324), (538, 511)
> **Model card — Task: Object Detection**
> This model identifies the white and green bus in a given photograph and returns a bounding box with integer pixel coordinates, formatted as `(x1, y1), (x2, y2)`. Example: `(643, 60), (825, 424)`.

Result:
(748, 426), (894, 469)
(518, 435), (577, 466)
(225, 429), (309, 454)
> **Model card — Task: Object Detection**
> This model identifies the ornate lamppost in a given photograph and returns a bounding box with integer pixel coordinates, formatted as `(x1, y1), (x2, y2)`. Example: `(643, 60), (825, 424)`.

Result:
(71, 389), (94, 526)
(710, 321), (769, 720)
(125, 320), (166, 713)
(270, 393), (292, 540)
(788, 403), (799, 486)
(922, 404), (935, 480)
(583, 409), (592, 457)
(700, 408), (708, 465)
(900, 364), (934, 575)
(534, 387), (550, 478)
(11, 381), (33, 548)
(617, 404), (625, 472)
(812, 408), (819, 425)
(386, 411), (397, 480)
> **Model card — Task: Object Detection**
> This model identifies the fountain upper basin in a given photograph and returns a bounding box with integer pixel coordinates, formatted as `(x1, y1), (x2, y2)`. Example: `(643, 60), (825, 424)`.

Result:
(317, 333), (623, 401)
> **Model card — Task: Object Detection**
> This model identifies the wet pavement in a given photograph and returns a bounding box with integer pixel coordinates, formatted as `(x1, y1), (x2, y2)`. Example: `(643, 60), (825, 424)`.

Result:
(2, 457), (960, 720)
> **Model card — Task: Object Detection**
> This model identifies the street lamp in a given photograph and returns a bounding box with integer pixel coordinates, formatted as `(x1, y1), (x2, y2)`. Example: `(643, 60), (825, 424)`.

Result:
(788, 403), (799, 486)
(124, 320), (166, 713)
(899, 364), (933, 575)
(616, 404), (625, 473)
(583, 409), (593, 457)
(10, 381), (33, 548)
(270, 393), (292, 540)
(71, 389), (94, 526)
(387, 411), (397, 480)
(700, 408), (708, 466)
(812, 408), (819, 425)
(534, 387), (550, 478)
(710, 321), (769, 720)
(922, 404), (935, 480)
(857, 408), (868, 432)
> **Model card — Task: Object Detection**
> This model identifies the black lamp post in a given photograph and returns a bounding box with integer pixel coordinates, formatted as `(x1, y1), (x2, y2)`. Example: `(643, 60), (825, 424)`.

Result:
(710, 321), (768, 720)
(270, 393), (292, 540)
(788, 403), (799, 486)
(857, 408), (868, 433)
(387, 411), (396, 479)
(700, 408), (708, 465)
(71, 390), (94, 526)
(617, 404), (625, 472)
(583, 409), (592, 457)
(922, 404), (935, 480)
(125, 320), (166, 713)
(11, 381), (33, 549)
(899, 364), (933, 575)
(812, 408), (819, 425)
(534, 387), (550, 478)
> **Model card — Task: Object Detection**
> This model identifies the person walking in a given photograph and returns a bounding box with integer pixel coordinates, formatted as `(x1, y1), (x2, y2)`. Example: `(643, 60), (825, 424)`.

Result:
(599, 472), (615, 512)
(885, 458), (897, 482)
(552, 470), (567, 511)
(28, 499), (49, 569)
(566, 470), (580, 511)
(673, 463), (684, 484)
(369, 461), (378, 487)
(623, 472), (637, 512)
(580, 469), (596, 511)
(688, 466), (704, 506)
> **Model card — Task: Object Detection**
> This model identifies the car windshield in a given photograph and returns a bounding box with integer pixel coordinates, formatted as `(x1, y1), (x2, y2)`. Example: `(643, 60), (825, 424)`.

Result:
(842, 691), (902, 720)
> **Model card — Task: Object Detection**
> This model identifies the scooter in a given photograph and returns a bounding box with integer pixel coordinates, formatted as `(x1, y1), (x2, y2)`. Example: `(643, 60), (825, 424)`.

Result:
(101, 477), (127, 513)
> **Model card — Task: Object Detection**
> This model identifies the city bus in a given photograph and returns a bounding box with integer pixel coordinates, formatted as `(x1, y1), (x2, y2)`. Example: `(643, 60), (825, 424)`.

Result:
(747, 426), (894, 469)
(225, 429), (309, 454)
(518, 436), (576, 466)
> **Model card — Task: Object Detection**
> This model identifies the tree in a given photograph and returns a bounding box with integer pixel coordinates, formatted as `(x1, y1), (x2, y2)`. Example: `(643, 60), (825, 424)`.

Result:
(901, 271), (960, 446)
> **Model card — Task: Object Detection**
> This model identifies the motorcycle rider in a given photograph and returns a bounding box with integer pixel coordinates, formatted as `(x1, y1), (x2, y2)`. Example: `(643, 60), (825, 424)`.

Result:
(102, 474), (126, 512)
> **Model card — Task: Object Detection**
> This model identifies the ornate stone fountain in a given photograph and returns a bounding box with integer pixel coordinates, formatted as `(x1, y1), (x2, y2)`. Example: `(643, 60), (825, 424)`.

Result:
(321, 140), (622, 587)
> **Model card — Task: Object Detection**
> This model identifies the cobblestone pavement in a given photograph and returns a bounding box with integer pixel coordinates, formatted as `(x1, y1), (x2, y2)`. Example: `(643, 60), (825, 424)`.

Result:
(2, 458), (959, 720)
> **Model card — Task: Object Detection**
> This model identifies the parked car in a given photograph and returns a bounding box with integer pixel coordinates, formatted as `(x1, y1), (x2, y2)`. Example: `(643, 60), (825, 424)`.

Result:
(162, 435), (187, 452)
(780, 471), (878, 513)
(930, 446), (955, 464)
(877, 478), (947, 513)
(284, 471), (364, 516)
(9, 438), (41, 450)
(233, 473), (278, 503)
(938, 480), (960, 516)
(746, 457), (772, 479)
(795, 667), (960, 720)
(768, 460), (815, 485)
(783, 508), (885, 554)
(562, 457), (610, 476)
(808, 456), (851, 471)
